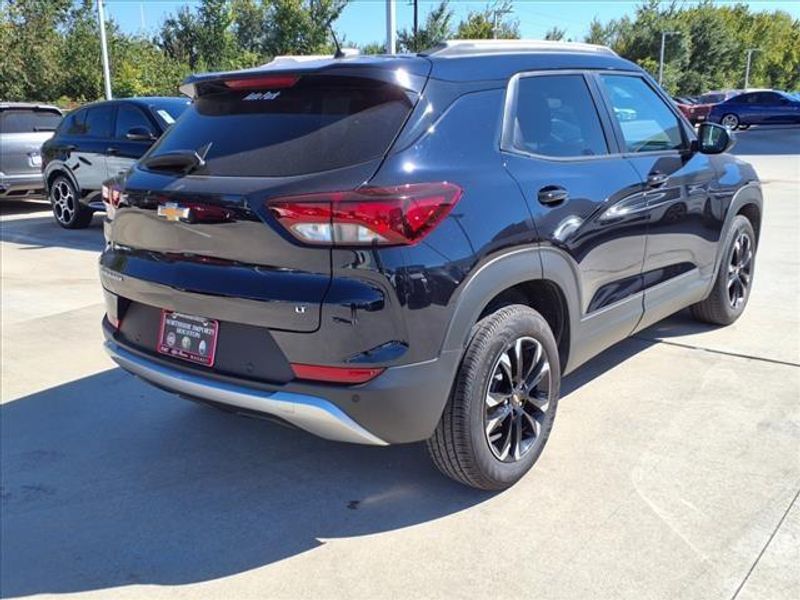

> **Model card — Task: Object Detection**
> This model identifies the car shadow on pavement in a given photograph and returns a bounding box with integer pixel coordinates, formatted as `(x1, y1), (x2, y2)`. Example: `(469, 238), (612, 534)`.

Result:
(0, 327), (712, 597)
(0, 368), (493, 597)
(0, 213), (104, 253)
(0, 199), (51, 216)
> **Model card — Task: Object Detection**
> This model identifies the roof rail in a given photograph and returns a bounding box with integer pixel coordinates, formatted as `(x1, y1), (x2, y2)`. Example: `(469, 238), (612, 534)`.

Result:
(422, 39), (617, 57)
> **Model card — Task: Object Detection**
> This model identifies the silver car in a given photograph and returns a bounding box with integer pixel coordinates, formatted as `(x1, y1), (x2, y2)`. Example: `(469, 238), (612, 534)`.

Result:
(0, 102), (62, 200)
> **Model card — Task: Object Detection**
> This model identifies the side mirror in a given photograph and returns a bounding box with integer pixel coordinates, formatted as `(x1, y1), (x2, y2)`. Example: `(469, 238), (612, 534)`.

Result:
(126, 127), (156, 142)
(697, 122), (735, 155)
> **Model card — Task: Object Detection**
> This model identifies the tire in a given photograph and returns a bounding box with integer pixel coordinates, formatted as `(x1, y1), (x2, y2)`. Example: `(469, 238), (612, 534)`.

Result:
(721, 113), (740, 129)
(50, 174), (92, 229)
(690, 215), (756, 325)
(427, 305), (560, 490)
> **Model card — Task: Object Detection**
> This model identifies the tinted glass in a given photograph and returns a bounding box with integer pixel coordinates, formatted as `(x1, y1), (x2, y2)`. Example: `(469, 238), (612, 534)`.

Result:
(84, 105), (114, 138)
(115, 104), (153, 138)
(0, 109), (62, 133)
(61, 110), (88, 135)
(148, 77), (413, 177)
(513, 74), (608, 157)
(600, 75), (684, 152)
(757, 92), (782, 104)
(700, 93), (725, 104)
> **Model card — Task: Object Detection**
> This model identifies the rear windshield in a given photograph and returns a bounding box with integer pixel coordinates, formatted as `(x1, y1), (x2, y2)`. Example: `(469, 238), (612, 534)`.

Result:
(1, 109), (62, 133)
(147, 76), (414, 177)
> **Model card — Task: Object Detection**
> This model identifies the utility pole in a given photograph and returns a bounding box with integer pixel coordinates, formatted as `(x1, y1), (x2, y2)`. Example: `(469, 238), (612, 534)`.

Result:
(386, 0), (396, 54)
(97, 0), (112, 99)
(413, 0), (418, 38)
(658, 31), (678, 86)
(491, 4), (513, 40)
(744, 48), (760, 89)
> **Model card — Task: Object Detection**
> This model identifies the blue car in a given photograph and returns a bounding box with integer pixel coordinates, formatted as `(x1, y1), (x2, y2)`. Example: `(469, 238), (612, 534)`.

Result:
(709, 90), (800, 129)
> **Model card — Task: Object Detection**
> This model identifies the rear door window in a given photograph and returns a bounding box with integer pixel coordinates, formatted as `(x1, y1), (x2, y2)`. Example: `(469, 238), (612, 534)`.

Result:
(599, 75), (685, 153)
(511, 74), (609, 158)
(84, 105), (115, 138)
(0, 109), (62, 133)
(147, 76), (414, 177)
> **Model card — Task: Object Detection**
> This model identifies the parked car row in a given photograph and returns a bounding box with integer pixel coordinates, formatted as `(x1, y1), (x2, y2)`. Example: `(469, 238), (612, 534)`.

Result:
(1, 97), (189, 228)
(673, 88), (800, 128)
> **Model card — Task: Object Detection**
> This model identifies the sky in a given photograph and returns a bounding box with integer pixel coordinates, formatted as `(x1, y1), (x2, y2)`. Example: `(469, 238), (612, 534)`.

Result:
(106, 0), (800, 48)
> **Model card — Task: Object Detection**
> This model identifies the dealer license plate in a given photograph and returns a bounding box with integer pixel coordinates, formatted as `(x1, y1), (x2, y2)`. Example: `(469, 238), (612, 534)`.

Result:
(157, 311), (218, 367)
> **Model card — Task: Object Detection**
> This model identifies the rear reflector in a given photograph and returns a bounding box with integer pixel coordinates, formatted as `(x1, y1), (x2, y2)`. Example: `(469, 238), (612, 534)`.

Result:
(224, 75), (299, 90)
(268, 182), (463, 246)
(291, 363), (384, 384)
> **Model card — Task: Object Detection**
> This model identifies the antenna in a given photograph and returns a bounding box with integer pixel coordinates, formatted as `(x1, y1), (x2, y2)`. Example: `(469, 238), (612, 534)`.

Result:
(320, 0), (344, 60)
(330, 26), (345, 59)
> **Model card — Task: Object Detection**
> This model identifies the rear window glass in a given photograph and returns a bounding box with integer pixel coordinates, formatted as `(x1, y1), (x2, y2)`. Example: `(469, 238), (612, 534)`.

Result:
(0, 109), (62, 133)
(147, 76), (414, 177)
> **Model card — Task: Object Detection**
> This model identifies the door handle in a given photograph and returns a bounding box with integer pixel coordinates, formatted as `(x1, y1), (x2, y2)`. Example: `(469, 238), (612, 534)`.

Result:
(646, 172), (669, 188)
(106, 147), (119, 155)
(537, 185), (569, 205)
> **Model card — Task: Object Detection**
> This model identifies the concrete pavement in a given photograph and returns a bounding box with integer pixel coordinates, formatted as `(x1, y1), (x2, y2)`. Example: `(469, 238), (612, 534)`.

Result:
(1, 128), (798, 599)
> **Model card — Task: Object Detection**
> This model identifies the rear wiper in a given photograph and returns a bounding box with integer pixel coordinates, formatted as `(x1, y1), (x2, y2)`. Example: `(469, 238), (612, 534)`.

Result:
(141, 150), (206, 174)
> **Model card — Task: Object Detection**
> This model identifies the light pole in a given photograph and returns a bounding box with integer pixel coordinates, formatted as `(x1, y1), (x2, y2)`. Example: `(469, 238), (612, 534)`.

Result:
(658, 30), (678, 86)
(386, 0), (396, 54)
(97, 0), (112, 99)
(744, 48), (760, 89)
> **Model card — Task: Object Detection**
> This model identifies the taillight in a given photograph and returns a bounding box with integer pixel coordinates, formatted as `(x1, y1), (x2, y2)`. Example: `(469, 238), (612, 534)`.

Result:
(291, 363), (384, 384)
(268, 182), (463, 246)
(102, 183), (121, 219)
(224, 75), (299, 90)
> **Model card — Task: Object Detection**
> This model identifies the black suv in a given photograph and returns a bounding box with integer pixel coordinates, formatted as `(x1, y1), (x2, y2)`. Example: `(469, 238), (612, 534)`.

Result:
(101, 42), (762, 489)
(41, 97), (189, 228)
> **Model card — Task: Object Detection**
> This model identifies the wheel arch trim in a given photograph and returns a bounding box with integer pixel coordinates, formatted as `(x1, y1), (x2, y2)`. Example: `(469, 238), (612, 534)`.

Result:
(440, 246), (581, 371)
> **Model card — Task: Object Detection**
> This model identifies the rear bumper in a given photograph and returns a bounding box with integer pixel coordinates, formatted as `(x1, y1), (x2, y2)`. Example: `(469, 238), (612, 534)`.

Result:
(105, 339), (388, 445)
(104, 327), (462, 445)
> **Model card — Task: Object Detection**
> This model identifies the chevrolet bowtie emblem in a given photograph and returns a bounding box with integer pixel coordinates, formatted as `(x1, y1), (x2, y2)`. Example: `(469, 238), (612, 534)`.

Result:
(157, 202), (191, 222)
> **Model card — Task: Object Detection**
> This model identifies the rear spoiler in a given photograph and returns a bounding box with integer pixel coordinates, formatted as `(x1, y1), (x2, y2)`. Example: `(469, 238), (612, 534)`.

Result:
(178, 56), (432, 99)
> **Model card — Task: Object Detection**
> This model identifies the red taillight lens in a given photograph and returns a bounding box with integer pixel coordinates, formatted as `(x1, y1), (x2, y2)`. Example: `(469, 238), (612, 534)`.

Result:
(291, 363), (384, 384)
(224, 75), (299, 90)
(268, 182), (463, 246)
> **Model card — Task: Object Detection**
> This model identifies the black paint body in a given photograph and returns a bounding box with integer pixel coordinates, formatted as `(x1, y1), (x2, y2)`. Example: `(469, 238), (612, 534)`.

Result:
(100, 53), (762, 443)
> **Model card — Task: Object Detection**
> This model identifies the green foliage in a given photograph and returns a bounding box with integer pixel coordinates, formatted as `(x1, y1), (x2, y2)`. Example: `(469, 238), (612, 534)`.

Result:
(397, 1), (453, 53)
(2, 0), (798, 106)
(456, 1), (520, 40)
(586, 0), (800, 95)
(360, 41), (386, 55)
(544, 26), (566, 41)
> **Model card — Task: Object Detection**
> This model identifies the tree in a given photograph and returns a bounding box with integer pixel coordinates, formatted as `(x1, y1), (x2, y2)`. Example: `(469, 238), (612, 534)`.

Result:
(544, 26), (566, 41)
(360, 41), (385, 55)
(456, 1), (520, 40)
(1, 0), (72, 101)
(397, 0), (453, 53)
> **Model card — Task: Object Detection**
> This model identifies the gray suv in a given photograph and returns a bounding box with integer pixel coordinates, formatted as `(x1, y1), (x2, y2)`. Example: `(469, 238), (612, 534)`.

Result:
(0, 103), (62, 200)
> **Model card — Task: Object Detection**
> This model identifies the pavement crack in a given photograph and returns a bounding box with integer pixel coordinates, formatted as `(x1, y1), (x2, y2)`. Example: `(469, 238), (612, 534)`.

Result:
(634, 336), (800, 368)
(730, 486), (800, 600)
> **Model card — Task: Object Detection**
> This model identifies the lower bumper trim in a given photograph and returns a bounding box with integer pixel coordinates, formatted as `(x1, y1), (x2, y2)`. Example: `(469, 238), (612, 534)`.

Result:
(104, 340), (388, 446)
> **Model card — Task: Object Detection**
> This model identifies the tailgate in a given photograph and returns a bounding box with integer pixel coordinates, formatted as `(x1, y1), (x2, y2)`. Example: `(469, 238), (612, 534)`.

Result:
(102, 64), (427, 332)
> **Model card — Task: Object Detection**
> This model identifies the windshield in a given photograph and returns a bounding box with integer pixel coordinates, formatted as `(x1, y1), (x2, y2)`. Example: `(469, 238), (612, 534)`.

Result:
(146, 76), (414, 177)
(150, 100), (190, 128)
